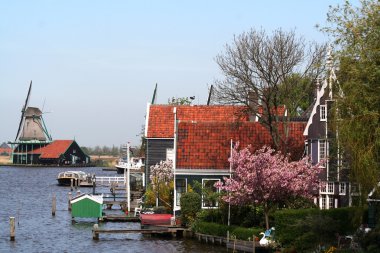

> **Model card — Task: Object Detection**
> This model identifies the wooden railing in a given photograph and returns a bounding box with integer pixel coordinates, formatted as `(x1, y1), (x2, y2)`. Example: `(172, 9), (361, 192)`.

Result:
(94, 176), (125, 186)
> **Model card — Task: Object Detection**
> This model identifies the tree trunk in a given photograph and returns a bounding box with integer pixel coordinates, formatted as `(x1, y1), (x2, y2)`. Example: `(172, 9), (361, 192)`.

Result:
(264, 204), (270, 230)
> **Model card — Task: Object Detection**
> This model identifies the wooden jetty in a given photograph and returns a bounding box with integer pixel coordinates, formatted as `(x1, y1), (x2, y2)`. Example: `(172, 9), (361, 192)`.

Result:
(92, 224), (186, 240)
(195, 232), (268, 253)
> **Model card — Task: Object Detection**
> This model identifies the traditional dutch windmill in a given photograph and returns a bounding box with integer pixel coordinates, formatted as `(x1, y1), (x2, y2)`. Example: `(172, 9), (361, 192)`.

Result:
(10, 81), (52, 164)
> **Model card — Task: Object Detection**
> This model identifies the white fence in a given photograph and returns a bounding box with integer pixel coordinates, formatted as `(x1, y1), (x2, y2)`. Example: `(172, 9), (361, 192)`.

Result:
(95, 176), (125, 186)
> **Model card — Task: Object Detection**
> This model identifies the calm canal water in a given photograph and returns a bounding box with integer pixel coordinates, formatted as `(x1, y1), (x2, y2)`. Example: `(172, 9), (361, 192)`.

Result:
(0, 166), (227, 253)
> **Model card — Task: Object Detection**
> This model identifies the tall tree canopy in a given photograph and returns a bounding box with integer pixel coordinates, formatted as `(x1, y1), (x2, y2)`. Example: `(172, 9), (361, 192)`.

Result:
(323, 0), (380, 197)
(213, 28), (326, 152)
(216, 145), (320, 229)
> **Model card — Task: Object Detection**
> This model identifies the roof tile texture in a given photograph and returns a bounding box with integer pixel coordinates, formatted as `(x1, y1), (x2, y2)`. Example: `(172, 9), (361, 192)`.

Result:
(176, 121), (306, 170)
(146, 105), (249, 138)
(29, 140), (73, 159)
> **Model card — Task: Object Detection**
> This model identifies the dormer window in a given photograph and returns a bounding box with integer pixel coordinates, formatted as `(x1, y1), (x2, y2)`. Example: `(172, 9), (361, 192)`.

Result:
(320, 105), (327, 121)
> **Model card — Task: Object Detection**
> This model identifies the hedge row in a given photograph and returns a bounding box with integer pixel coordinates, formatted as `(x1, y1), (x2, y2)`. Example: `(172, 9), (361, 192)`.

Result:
(274, 207), (361, 248)
(192, 221), (263, 240)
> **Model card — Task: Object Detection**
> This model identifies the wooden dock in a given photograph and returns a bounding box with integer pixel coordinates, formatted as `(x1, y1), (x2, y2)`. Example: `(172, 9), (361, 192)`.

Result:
(92, 224), (185, 240)
(195, 233), (268, 253)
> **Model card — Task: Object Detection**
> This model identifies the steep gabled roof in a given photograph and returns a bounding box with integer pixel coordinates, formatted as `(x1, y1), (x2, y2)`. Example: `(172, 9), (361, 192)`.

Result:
(29, 140), (74, 159)
(176, 121), (306, 170)
(146, 105), (249, 138)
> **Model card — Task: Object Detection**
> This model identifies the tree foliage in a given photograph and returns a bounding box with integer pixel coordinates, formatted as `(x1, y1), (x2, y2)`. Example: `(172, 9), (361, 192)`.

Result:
(213, 28), (326, 152)
(216, 145), (321, 229)
(323, 0), (380, 196)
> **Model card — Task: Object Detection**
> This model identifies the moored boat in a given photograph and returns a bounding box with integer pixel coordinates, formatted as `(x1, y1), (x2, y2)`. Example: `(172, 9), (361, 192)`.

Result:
(115, 157), (145, 174)
(57, 171), (94, 186)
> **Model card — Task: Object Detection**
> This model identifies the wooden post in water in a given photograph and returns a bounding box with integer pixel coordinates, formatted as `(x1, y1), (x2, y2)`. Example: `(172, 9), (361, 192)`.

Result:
(68, 192), (72, 211)
(10, 217), (15, 241)
(52, 193), (56, 216)
(70, 179), (73, 191)
(92, 224), (99, 240)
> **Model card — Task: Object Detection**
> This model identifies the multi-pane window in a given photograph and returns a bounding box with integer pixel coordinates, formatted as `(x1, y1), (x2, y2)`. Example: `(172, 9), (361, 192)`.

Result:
(202, 179), (220, 208)
(321, 196), (326, 210)
(327, 182), (334, 194)
(339, 183), (346, 195)
(329, 197), (334, 209)
(320, 105), (327, 121)
(175, 179), (187, 206)
(320, 182), (327, 193)
(319, 140), (327, 166)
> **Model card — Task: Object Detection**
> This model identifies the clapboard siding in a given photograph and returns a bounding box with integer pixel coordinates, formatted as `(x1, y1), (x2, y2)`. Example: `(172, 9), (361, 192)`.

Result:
(146, 139), (174, 184)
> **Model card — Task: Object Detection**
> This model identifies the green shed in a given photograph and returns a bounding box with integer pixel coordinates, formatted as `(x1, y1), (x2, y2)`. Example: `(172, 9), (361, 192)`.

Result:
(71, 194), (103, 218)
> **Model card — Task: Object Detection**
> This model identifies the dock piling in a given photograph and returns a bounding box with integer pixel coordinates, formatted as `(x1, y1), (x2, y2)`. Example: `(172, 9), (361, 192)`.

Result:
(68, 192), (72, 211)
(93, 224), (99, 240)
(52, 194), (56, 216)
(10, 217), (15, 241)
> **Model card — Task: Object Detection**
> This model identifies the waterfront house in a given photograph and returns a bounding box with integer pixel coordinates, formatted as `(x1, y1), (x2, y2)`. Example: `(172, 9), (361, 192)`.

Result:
(303, 51), (352, 209)
(0, 142), (12, 155)
(28, 140), (90, 165)
(145, 104), (306, 212)
(13, 140), (90, 165)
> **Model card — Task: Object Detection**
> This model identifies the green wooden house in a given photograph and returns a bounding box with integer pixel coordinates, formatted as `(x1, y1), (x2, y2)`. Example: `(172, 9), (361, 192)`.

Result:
(71, 194), (103, 218)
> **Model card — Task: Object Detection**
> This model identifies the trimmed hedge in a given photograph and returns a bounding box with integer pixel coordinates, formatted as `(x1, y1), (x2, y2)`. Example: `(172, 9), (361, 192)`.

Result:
(192, 221), (263, 240)
(274, 207), (361, 248)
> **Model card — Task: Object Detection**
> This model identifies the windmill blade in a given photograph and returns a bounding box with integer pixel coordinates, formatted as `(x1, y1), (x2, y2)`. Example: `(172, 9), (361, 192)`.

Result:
(15, 81), (32, 141)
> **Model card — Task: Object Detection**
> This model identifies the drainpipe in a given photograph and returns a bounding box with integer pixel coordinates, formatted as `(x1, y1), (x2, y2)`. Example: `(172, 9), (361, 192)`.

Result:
(173, 107), (177, 215)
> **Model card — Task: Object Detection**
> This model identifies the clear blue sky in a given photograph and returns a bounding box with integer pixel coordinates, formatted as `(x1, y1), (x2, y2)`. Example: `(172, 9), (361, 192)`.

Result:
(0, 0), (358, 148)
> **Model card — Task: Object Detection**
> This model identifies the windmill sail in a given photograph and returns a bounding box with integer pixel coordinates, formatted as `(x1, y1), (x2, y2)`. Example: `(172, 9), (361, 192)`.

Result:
(151, 83), (158, 104)
(15, 81), (32, 141)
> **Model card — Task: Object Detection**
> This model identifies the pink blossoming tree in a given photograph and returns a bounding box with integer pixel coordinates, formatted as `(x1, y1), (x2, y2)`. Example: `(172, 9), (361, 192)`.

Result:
(150, 160), (173, 207)
(216, 145), (320, 229)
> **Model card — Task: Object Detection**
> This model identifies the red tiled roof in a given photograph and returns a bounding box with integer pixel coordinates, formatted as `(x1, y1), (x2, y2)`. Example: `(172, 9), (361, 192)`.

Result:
(176, 121), (306, 170)
(146, 105), (249, 138)
(29, 140), (74, 159)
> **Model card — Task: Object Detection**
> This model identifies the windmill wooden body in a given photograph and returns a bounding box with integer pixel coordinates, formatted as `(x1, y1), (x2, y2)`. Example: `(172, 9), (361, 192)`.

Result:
(9, 81), (52, 164)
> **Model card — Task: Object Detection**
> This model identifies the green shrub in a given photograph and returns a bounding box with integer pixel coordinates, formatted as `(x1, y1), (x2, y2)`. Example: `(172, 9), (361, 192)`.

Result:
(232, 227), (262, 240)
(180, 192), (201, 226)
(274, 207), (361, 251)
(192, 221), (231, 237)
(153, 206), (168, 214)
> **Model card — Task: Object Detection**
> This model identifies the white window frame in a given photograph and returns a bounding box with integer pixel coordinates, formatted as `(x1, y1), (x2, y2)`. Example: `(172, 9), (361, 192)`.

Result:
(320, 105), (327, 121)
(175, 178), (187, 207)
(318, 139), (327, 167)
(327, 182), (334, 194)
(321, 196), (326, 210)
(339, 182), (346, 195)
(328, 197), (334, 209)
(201, 178), (220, 209)
(320, 182), (327, 194)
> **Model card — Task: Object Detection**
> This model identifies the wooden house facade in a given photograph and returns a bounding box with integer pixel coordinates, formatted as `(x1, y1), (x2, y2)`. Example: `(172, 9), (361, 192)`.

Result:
(303, 53), (351, 209)
(145, 104), (306, 212)
(13, 140), (90, 165)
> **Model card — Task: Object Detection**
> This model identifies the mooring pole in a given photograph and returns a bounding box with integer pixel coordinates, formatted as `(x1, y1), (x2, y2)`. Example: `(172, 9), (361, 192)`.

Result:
(92, 224), (99, 240)
(10, 217), (15, 241)
(68, 192), (72, 211)
(52, 193), (56, 216)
